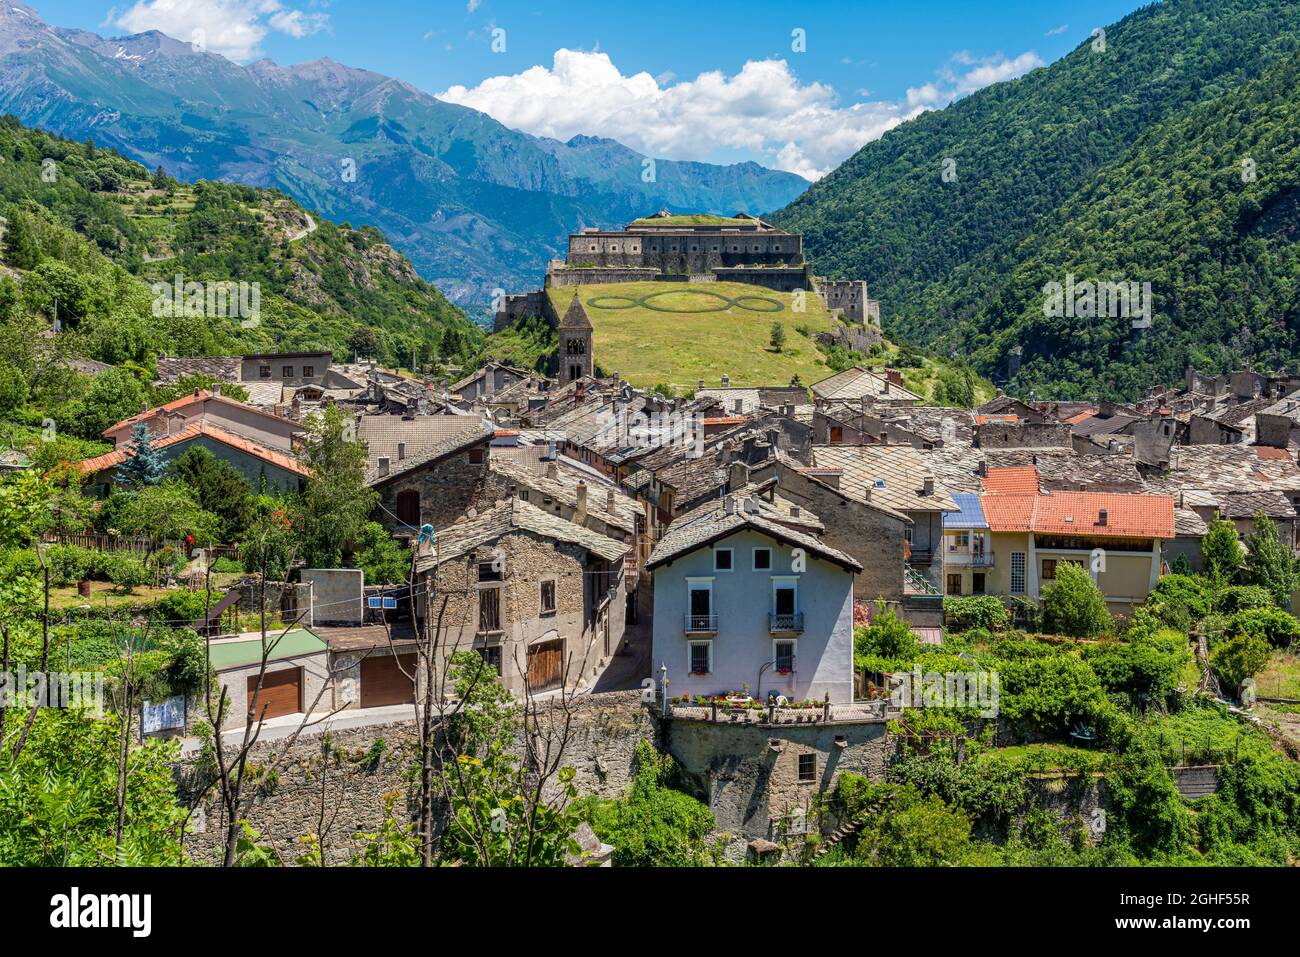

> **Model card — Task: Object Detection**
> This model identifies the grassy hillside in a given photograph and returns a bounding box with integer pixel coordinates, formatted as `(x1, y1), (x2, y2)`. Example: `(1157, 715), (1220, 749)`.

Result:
(542, 281), (993, 403)
(0, 115), (482, 372)
(548, 281), (838, 392)
(771, 0), (1300, 398)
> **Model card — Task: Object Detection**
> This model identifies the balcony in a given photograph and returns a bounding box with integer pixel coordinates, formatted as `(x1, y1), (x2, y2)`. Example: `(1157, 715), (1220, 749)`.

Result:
(769, 612), (804, 634)
(907, 547), (933, 565)
(946, 549), (995, 568)
(684, 614), (718, 634)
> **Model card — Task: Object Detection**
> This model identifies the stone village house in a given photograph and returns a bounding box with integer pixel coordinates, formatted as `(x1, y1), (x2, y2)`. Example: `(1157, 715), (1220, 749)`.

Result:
(412, 498), (631, 697)
(648, 492), (860, 705)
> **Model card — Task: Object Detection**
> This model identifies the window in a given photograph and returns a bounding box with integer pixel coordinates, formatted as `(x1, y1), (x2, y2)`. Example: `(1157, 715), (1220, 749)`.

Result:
(478, 645), (502, 676)
(1041, 558), (1057, 580)
(687, 581), (713, 631)
(772, 579), (797, 617)
(258, 365), (271, 379)
(477, 560), (502, 582)
(1010, 552), (1026, 594)
(950, 531), (969, 550)
(688, 641), (711, 675)
(829, 426), (844, 444)
(798, 753), (816, 783)
(395, 488), (420, 526)
(753, 547), (772, 571)
(282, 366), (294, 378)
(947, 573), (962, 595)
(519, 489), (529, 502)
(468, 447), (485, 464)
(540, 580), (556, 616)
(478, 588), (501, 632)
(774, 640), (796, 673)
(714, 548), (733, 572)
(303, 365), (315, 378)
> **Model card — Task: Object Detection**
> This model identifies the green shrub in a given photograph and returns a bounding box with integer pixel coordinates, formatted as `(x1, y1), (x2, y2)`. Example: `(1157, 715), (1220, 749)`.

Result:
(150, 589), (211, 626)
(1210, 631), (1272, 690)
(1041, 562), (1111, 637)
(1227, 607), (1300, 648)
(210, 556), (243, 573)
(1148, 573), (1211, 625)
(1218, 584), (1274, 615)
(943, 595), (1010, 632)
(103, 554), (150, 591)
(44, 544), (94, 586)
(1083, 631), (1190, 704)
(854, 608), (920, 666)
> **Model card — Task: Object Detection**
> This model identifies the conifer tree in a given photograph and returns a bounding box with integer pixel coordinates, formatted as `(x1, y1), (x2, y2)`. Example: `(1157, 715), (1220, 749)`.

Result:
(115, 420), (167, 488)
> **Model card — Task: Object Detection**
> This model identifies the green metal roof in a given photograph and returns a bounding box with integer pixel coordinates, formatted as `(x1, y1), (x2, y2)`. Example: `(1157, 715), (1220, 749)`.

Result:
(208, 628), (328, 671)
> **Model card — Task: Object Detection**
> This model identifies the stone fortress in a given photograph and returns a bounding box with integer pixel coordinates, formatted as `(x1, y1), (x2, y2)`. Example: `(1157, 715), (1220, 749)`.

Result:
(494, 211), (883, 382)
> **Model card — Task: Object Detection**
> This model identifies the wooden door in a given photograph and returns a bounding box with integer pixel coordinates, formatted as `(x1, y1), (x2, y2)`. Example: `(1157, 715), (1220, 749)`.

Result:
(247, 667), (302, 720)
(396, 489), (421, 527)
(360, 653), (417, 708)
(527, 639), (564, 692)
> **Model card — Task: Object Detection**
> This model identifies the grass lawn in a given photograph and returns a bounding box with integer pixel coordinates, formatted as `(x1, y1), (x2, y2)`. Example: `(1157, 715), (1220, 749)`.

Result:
(48, 581), (175, 612)
(1256, 650), (1300, 700)
(626, 214), (752, 227)
(1139, 704), (1274, 765)
(549, 281), (840, 392)
(973, 741), (1110, 774)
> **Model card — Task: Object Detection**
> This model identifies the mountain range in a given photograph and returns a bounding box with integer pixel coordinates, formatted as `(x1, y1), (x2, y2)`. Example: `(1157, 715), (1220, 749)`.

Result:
(0, 2), (808, 307)
(772, 0), (1300, 399)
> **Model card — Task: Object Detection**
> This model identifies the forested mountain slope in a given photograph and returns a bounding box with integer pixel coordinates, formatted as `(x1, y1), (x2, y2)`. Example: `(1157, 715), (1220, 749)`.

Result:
(771, 0), (1300, 398)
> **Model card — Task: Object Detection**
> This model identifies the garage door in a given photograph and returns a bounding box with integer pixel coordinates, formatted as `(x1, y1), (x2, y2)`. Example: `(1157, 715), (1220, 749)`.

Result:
(360, 653), (417, 708)
(247, 667), (302, 720)
(527, 639), (564, 692)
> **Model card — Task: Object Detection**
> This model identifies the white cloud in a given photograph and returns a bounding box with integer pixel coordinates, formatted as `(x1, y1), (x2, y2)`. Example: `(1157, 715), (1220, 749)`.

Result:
(467, 0), (481, 11)
(1046, 24), (1070, 36)
(113, 0), (330, 60)
(438, 47), (1041, 180)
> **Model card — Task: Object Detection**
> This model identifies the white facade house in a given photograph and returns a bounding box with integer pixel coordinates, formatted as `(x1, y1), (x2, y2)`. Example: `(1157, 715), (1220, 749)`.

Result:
(648, 493), (859, 704)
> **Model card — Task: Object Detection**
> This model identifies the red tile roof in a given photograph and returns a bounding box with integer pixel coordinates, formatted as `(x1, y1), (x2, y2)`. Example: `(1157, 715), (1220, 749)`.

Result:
(1253, 446), (1293, 462)
(981, 489), (1174, 539)
(78, 422), (312, 478)
(983, 465), (1040, 495)
(980, 493), (1038, 531)
(702, 416), (749, 426)
(1064, 409), (1098, 426)
(103, 389), (299, 438)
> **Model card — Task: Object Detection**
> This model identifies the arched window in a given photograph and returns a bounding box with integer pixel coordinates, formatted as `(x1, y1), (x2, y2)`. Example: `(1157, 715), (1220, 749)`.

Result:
(396, 488), (421, 526)
(566, 337), (586, 356)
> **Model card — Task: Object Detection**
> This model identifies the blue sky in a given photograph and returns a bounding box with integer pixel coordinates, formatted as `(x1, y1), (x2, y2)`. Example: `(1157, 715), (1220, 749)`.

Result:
(33, 0), (1148, 176)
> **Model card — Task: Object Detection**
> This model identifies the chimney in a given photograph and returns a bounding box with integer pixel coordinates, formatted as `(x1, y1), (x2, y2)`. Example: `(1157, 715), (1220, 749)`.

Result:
(729, 460), (750, 490)
(606, 489), (616, 512)
(1097, 509), (1108, 527)
(976, 460), (987, 477)
(879, 432), (888, 444)
(575, 481), (588, 524)
(724, 496), (736, 515)
(864, 486), (872, 503)
(698, 379), (705, 392)
(546, 460), (558, 480)
(882, 380), (890, 395)
(214, 383), (222, 398)
(377, 456), (390, 477)
(721, 374), (730, 387)
(790, 505), (801, 519)
(922, 477), (934, 496)
(397, 441), (407, 461)
(193, 388), (201, 398)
